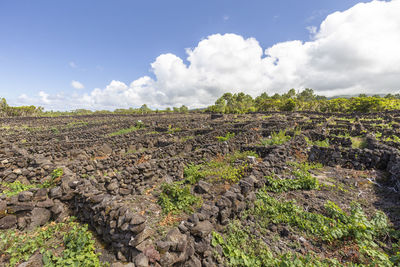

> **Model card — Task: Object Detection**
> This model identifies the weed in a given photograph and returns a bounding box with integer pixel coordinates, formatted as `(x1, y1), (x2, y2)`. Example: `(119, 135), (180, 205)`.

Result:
(264, 162), (320, 192)
(216, 132), (235, 142)
(0, 181), (35, 197)
(1, 168), (63, 196)
(0, 218), (104, 267)
(305, 137), (330, 148)
(211, 189), (400, 266)
(108, 121), (145, 137)
(182, 151), (257, 185)
(261, 129), (291, 146)
(383, 135), (400, 143)
(167, 125), (181, 134)
(351, 137), (367, 149)
(158, 182), (201, 214)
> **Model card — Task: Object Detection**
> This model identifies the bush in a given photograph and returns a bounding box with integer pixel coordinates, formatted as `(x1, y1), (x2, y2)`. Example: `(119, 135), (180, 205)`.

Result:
(216, 132), (235, 142)
(261, 130), (291, 146)
(158, 182), (201, 214)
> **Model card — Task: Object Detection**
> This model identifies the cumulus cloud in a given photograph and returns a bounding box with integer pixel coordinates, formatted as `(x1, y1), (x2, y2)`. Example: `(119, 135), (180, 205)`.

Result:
(71, 80), (85, 89)
(18, 0), (400, 110)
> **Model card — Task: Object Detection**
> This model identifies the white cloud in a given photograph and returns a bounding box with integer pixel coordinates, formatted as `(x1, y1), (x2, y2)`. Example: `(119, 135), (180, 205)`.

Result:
(223, 15), (229, 21)
(69, 61), (77, 68)
(306, 26), (317, 36)
(18, 0), (400, 110)
(38, 91), (50, 104)
(71, 80), (85, 89)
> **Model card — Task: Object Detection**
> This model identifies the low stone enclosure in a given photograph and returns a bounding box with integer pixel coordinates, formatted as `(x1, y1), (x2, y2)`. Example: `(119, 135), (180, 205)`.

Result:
(1, 111), (400, 266)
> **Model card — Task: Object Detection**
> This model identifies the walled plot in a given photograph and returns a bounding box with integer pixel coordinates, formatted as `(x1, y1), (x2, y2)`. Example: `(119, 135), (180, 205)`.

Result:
(1, 112), (400, 266)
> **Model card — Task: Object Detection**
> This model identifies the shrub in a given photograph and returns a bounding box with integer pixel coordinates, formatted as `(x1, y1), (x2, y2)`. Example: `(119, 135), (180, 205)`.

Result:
(182, 151), (257, 185)
(0, 181), (35, 197)
(0, 219), (103, 267)
(261, 130), (291, 146)
(158, 182), (200, 214)
(216, 132), (235, 142)
(107, 121), (145, 137)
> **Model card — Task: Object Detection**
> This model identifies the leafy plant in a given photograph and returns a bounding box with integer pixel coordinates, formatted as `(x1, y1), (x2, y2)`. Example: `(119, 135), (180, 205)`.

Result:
(158, 182), (201, 214)
(351, 137), (367, 149)
(0, 218), (104, 267)
(43, 224), (102, 266)
(307, 138), (330, 147)
(107, 121), (145, 137)
(182, 151), (257, 185)
(167, 124), (181, 134)
(216, 132), (235, 142)
(261, 129), (291, 146)
(264, 162), (320, 192)
(0, 181), (35, 197)
(211, 221), (341, 267)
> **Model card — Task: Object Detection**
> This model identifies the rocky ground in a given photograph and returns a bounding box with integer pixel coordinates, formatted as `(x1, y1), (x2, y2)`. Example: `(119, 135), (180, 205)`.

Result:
(0, 112), (399, 266)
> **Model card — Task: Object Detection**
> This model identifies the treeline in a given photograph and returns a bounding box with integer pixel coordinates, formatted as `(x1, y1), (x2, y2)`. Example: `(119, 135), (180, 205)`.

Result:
(42, 104), (191, 117)
(205, 89), (400, 113)
(2, 89), (400, 117)
(0, 98), (191, 117)
(0, 98), (43, 117)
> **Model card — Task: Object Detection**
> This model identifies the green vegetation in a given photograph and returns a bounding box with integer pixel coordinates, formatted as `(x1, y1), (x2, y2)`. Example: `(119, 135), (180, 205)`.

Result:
(264, 162), (321, 192)
(157, 182), (201, 214)
(182, 151), (258, 185)
(207, 89), (400, 114)
(212, 190), (400, 266)
(216, 132), (235, 142)
(212, 221), (341, 267)
(305, 136), (330, 147)
(383, 135), (400, 143)
(261, 129), (291, 146)
(0, 218), (104, 267)
(313, 138), (330, 147)
(3, 89), (400, 117)
(351, 136), (367, 149)
(167, 124), (181, 134)
(1, 168), (63, 196)
(107, 121), (145, 136)
(0, 181), (35, 197)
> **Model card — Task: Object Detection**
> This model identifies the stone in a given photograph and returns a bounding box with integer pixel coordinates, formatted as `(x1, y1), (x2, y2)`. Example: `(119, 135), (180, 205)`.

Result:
(18, 191), (34, 202)
(34, 188), (48, 201)
(13, 168), (22, 175)
(119, 188), (131, 195)
(98, 143), (113, 156)
(166, 228), (187, 252)
(36, 198), (54, 208)
(8, 202), (35, 212)
(130, 214), (146, 225)
(17, 253), (43, 267)
(184, 255), (202, 267)
(136, 239), (153, 252)
(134, 253), (149, 267)
(117, 251), (127, 261)
(247, 156), (257, 164)
(143, 245), (161, 263)
(190, 220), (213, 238)
(194, 180), (211, 194)
(28, 208), (51, 229)
(129, 223), (146, 234)
(0, 215), (17, 229)
(111, 263), (135, 267)
(129, 228), (155, 247)
(107, 182), (119, 191)
(50, 186), (62, 198)
(216, 196), (232, 209)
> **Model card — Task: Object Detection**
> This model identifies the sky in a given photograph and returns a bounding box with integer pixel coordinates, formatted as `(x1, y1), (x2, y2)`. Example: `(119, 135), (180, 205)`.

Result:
(1, 0), (400, 110)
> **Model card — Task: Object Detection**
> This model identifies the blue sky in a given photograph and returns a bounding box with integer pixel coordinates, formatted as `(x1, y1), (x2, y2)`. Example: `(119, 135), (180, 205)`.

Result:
(1, 0), (399, 110)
